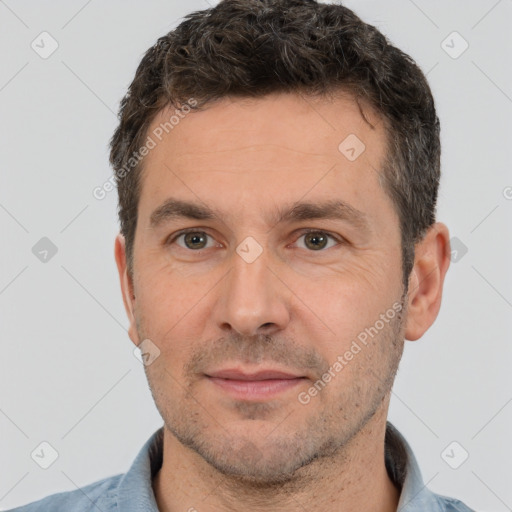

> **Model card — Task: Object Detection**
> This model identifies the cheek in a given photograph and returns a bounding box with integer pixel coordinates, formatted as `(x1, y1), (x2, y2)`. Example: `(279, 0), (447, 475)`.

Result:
(133, 262), (209, 344)
(299, 258), (398, 337)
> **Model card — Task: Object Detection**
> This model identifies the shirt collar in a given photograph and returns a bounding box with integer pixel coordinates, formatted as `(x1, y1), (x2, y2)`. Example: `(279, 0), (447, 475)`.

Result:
(115, 422), (441, 511)
(116, 427), (163, 511)
(385, 422), (444, 511)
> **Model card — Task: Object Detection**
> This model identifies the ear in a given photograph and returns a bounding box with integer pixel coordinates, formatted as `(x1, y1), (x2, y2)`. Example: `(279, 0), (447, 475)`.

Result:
(114, 233), (140, 346)
(404, 222), (451, 341)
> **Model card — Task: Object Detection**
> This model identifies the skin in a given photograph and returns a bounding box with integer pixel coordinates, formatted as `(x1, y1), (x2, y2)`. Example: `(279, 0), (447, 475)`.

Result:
(115, 92), (451, 511)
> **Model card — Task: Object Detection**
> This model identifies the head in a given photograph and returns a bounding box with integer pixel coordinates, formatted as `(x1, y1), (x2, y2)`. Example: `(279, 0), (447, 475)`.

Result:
(113, 0), (450, 485)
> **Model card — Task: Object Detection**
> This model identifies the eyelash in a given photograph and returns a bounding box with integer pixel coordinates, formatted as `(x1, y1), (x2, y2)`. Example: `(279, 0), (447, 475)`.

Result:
(166, 228), (345, 252)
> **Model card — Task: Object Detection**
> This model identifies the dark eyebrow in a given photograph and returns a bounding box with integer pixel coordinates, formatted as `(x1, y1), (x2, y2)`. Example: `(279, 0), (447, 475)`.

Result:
(150, 199), (216, 228)
(274, 200), (369, 232)
(149, 197), (370, 232)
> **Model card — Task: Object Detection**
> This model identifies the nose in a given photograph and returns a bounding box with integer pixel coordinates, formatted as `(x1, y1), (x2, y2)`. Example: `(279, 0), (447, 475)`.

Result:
(212, 247), (291, 337)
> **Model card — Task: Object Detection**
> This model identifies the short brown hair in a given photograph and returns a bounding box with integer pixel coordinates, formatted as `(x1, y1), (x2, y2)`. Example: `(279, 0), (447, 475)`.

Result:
(110, 0), (440, 289)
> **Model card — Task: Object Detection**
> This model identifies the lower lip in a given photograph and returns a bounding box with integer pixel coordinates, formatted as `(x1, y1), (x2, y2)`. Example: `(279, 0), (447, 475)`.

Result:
(207, 377), (306, 400)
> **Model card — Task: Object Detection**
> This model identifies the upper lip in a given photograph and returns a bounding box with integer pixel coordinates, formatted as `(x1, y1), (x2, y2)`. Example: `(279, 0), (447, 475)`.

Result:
(206, 369), (304, 381)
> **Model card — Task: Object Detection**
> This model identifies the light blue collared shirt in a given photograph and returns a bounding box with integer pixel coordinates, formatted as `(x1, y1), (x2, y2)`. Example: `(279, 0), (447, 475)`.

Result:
(6, 422), (475, 511)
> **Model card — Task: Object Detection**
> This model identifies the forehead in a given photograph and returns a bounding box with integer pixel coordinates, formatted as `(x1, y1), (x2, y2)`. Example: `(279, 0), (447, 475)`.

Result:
(137, 92), (395, 232)
(145, 92), (386, 163)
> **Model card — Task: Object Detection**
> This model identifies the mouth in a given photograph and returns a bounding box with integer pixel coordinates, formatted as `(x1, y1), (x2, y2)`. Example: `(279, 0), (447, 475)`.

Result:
(205, 368), (308, 400)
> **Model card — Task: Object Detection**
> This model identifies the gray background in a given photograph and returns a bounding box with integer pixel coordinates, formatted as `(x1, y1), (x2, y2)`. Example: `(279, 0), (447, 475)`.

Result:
(1, 0), (511, 510)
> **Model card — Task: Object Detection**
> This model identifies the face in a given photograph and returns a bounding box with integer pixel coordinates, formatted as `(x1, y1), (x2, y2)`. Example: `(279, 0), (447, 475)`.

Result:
(120, 93), (408, 484)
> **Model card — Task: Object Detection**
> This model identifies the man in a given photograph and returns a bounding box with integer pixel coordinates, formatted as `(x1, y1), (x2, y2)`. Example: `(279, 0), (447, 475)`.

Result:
(9, 0), (475, 510)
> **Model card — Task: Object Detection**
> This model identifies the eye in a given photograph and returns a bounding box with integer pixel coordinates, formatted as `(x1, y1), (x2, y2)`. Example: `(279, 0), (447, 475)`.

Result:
(294, 230), (341, 251)
(170, 230), (218, 250)
(166, 228), (343, 253)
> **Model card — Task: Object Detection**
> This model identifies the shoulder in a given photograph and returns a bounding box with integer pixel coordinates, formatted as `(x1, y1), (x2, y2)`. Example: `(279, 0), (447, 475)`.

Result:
(433, 492), (476, 512)
(5, 473), (123, 511)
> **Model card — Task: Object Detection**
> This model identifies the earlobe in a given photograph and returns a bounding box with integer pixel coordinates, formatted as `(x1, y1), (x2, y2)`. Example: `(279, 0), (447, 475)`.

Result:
(114, 234), (140, 346)
(404, 223), (451, 341)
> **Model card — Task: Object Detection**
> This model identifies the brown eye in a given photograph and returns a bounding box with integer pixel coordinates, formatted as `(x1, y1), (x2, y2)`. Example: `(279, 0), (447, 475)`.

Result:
(295, 231), (340, 251)
(183, 232), (208, 249)
(170, 231), (213, 250)
(304, 232), (328, 250)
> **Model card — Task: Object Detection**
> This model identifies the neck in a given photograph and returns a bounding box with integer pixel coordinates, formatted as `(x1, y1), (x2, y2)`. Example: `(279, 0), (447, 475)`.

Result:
(153, 406), (400, 512)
